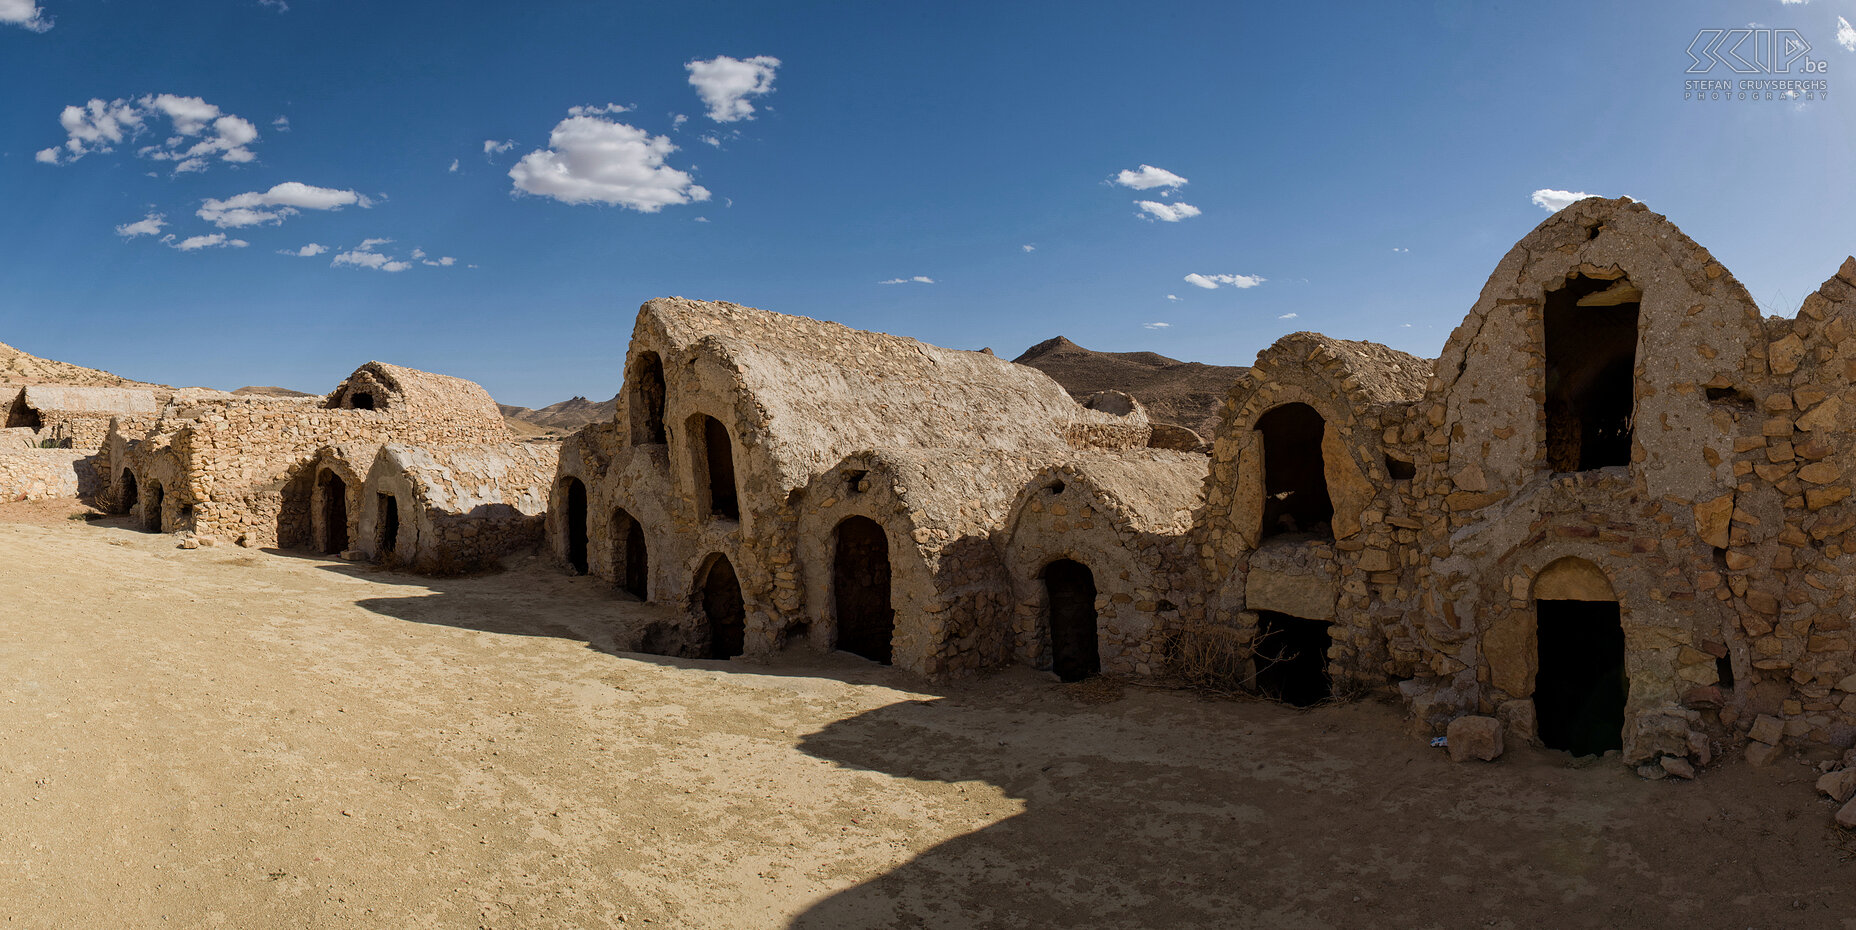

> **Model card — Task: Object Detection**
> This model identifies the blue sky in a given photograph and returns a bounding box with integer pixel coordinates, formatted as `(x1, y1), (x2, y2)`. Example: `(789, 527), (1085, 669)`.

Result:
(3, 0), (1855, 406)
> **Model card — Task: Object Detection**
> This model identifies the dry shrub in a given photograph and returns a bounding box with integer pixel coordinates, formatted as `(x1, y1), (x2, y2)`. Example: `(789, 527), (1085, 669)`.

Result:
(1162, 618), (1253, 694)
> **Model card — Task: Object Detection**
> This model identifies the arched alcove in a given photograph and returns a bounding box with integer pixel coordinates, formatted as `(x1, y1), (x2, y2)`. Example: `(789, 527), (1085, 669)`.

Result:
(699, 554), (745, 659)
(690, 414), (739, 520)
(561, 478), (589, 574)
(1256, 403), (1334, 540)
(317, 470), (349, 554)
(629, 352), (667, 445)
(1544, 275), (1638, 472)
(1043, 559), (1099, 682)
(612, 508), (648, 599)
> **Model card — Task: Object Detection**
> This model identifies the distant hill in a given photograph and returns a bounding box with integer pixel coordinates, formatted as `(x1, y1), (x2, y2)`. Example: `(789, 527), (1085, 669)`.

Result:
(498, 394), (618, 438)
(1, 341), (158, 391)
(1013, 336), (1247, 440)
(233, 386), (316, 397)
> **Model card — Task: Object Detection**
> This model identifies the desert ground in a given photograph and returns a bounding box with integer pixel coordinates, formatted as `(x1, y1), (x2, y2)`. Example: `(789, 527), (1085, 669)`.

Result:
(2, 500), (1853, 930)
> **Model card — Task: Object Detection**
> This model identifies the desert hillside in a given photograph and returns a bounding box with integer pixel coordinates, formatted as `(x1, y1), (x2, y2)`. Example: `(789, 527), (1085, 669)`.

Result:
(0, 340), (158, 390)
(1013, 336), (1247, 440)
(499, 394), (619, 436)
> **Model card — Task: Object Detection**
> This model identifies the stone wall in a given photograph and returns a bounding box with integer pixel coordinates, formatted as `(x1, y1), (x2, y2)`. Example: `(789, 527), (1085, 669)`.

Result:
(0, 449), (97, 501)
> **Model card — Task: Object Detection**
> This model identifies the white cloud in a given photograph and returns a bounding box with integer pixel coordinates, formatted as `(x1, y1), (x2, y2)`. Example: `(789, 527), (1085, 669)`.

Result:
(0, 0), (51, 31)
(39, 94), (259, 171)
(1530, 188), (1593, 212)
(259, 0), (288, 10)
(167, 233), (248, 251)
(422, 256), (456, 267)
(272, 115), (290, 132)
(1022, 244), (1036, 252)
(484, 139), (515, 156)
(508, 112), (710, 211)
(1278, 313), (1299, 319)
(700, 134), (721, 147)
(686, 55), (781, 122)
(115, 213), (166, 238)
(1781, 0), (1809, 5)
(1839, 16), (1855, 50)
(1112, 165), (1187, 190)
(1136, 200), (1202, 222)
(448, 158), (459, 173)
(1165, 294), (1180, 301)
(198, 182), (371, 228)
(1183, 273), (1265, 290)
(279, 243), (328, 257)
(879, 276), (934, 284)
(1144, 322), (1170, 330)
(568, 103), (630, 117)
(331, 239), (410, 272)
(1392, 247), (1409, 253)
(672, 114), (688, 129)
(693, 216), (710, 223)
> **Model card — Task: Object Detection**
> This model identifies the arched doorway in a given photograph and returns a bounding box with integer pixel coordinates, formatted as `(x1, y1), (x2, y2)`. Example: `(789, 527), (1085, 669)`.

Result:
(1044, 559), (1099, 682)
(117, 469), (138, 516)
(630, 352), (667, 445)
(612, 508), (647, 599)
(377, 493), (400, 559)
(833, 516), (894, 664)
(562, 478), (588, 574)
(700, 555), (745, 659)
(144, 481), (164, 533)
(1257, 403), (1334, 539)
(317, 470), (348, 554)
(1533, 557), (1628, 756)
(693, 414), (739, 520)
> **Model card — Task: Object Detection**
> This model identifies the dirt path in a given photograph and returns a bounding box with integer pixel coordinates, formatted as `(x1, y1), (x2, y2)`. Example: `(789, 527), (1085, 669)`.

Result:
(2, 505), (1853, 929)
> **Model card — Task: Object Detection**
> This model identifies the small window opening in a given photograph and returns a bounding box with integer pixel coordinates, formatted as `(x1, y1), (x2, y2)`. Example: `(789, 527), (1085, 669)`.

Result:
(844, 469), (868, 494)
(700, 555), (746, 660)
(1705, 386), (1755, 410)
(1545, 275), (1638, 472)
(1384, 454), (1416, 481)
(630, 352), (667, 445)
(1047, 480), (1066, 495)
(1252, 611), (1331, 707)
(1257, 403), (1334, 540)
(1716, 653), (1736, 690)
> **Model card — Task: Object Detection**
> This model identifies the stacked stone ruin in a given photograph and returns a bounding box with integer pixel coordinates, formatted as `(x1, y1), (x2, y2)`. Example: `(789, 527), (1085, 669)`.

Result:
(0, 384), (158, 500)
(549, 198), (1856, 771)
(99, 362), (556, 572)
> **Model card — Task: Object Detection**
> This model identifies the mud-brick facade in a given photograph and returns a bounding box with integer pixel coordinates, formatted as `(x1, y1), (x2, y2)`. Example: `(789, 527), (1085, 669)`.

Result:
(101, 364), (543, 574)
(552, 297), (1199, 679)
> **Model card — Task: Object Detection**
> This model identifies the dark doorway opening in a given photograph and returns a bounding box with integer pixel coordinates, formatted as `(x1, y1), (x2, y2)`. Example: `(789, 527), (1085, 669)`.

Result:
(6, 403), (41, 431)
(630, 352), (667, 445)
(833, 516), (894, 664)
(1545, 276), (1638, 472)
(695, 415), (739, 520)
(118, 469), (138, 515)
(145, 481), (164, 533)
(1252, 611), (1332, 707)
(1257, 403), (1334, 539)
(350, 392), (376, 410)
(700, 555), (746, 659)
(1044, 559), (1100, 682)
(612, 508), (648, 599)
(318, 471), (348, 554)
(563, 478), (588, 574)
(378, 494), (400, 558)
(1535, 599), (1628, 756)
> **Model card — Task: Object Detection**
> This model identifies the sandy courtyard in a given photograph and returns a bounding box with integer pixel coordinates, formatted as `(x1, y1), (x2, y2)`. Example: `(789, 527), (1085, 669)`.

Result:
(2, 502), (1854, 929)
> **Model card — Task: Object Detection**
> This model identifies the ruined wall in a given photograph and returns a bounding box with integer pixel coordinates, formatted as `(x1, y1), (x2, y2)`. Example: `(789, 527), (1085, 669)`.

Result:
(107, 364), (513, 547)
(358, 442), (557, 573)
(0, 449), (98, 501)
